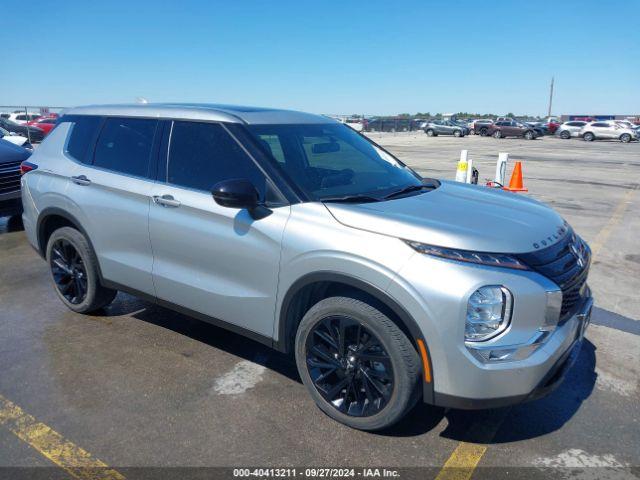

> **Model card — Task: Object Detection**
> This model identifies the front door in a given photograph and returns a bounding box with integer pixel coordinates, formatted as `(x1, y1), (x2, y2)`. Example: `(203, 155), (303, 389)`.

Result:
(148, 120), (290, 338)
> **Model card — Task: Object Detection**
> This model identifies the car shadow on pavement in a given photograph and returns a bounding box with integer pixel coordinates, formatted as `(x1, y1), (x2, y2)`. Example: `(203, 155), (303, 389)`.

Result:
(102, 293), (302, 384)
(97, 292), (598, 440)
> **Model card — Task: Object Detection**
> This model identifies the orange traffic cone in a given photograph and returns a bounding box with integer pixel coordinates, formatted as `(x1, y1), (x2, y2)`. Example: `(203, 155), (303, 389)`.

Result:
(503, 161), (528, 192)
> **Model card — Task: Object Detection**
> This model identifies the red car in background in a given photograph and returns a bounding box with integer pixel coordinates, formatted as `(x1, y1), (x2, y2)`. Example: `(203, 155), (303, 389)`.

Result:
(26, 115), (59, 135)
(546, 120), (560, 134)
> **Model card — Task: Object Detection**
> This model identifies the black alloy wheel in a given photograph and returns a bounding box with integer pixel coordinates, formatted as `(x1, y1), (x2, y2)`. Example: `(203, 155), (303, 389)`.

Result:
(50, 239), (88, 305)
(305, 316), (394, 417)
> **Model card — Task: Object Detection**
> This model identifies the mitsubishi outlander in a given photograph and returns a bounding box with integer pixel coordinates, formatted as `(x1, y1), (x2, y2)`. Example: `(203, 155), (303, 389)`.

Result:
(21, 104), (593, 430)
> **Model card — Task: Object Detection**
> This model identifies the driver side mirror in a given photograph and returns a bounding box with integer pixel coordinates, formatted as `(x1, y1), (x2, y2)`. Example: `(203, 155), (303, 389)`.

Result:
(211, 178), (271, 219)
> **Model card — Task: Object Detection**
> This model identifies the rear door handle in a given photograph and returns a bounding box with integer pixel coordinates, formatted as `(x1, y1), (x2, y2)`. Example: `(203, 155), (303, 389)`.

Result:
(71, 175), (91, 186)
(152, 194), (181, 208)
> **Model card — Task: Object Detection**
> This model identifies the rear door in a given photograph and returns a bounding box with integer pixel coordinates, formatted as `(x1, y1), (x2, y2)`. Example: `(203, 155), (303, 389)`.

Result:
(148, 121), (290, 338)
(66, 116), (160, 296)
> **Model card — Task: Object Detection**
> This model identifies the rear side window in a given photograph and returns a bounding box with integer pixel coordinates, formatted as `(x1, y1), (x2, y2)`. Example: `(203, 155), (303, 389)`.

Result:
(167, 121), (267, 196)
(65, 116), (103, 164)
(592, 123), (608, 127)
(93, 117), (158, 177)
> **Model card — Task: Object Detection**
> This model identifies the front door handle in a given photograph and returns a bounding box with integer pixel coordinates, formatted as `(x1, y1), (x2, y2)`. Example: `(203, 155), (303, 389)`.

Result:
(152, 194), (181, 208)
(71, 175), (91, 186)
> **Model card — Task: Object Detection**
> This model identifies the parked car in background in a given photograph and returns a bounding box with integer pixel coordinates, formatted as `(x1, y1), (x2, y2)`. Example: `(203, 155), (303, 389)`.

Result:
(545, 121), (560, 134)
(422, 120), (467, 137)
(0, 138), (31, 217)
(581, 122), (638, 143)
(5, 112), (41, 125)
(338, 118), (366, 132)
(0, 118), (45, 143)
(0, 127), (33, 150)
(26, 116), (58, 135)
(487, 121), (538, 140)
(556, 121), (588, 139)
(470, 119), (493, 136)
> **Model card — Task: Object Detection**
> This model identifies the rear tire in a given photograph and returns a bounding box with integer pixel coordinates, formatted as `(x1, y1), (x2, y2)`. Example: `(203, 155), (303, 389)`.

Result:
(46, 227), (117, 313)
(560, 130), (571, 139)
(620, 134), (631, 143)
(295, 296), (420, 431)
(583, 132), (595, 142)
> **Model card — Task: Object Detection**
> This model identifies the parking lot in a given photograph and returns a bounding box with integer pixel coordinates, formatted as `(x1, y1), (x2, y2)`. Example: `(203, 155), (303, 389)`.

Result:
(1, 134), (639, 479)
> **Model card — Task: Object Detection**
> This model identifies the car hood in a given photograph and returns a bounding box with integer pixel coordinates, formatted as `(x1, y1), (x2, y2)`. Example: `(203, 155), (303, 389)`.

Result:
(324, 180), (566, 253)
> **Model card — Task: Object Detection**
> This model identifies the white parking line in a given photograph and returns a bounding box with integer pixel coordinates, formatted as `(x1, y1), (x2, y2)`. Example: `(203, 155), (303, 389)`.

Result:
(211, 353), (269, 395)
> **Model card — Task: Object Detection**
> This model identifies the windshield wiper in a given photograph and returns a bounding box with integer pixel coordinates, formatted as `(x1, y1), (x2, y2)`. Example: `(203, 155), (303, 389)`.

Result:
(383, 184), (429, 200)
(321, 194), (381, 203)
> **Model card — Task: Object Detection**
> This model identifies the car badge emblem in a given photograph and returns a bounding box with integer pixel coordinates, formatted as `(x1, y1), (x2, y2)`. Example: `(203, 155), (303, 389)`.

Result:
(570, 242), (586, 268)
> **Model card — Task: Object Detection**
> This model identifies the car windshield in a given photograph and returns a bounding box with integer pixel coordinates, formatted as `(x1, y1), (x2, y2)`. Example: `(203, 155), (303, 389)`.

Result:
(247, 123), (423, 201)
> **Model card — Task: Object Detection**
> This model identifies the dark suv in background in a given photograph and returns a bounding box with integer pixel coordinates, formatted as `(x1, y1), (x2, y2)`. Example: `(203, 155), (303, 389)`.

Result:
(487, 121), (538, 140)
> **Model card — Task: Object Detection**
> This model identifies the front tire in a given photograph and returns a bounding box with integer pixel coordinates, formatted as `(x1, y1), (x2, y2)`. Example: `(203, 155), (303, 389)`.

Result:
(620, 133), (631, 143)
(493, 130), (502, 139)
(46, 227), (117, 313)
(453, 130), (462, 137)
(295, 296), (420, 431)
(425, 129), (435, 137)
(524, 130), (534, 140)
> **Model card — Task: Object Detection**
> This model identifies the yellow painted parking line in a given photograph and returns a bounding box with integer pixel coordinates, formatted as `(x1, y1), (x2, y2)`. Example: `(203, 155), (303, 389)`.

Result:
(434, 410), (507, 480)
(0, 393), (125, 480)
(590, 185), (638, 259)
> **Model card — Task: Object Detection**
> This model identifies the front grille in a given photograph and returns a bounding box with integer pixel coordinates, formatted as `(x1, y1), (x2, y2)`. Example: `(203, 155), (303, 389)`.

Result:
(518, 230), (590, 322)
(0, 161), (22, 195)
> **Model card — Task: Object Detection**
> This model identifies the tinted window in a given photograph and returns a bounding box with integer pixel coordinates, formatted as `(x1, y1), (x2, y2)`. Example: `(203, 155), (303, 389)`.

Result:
(93, 118), (157, 177)
(167, 121), (267, 196)
(65, 116), (103, 164)
(592, 123), (609, 128)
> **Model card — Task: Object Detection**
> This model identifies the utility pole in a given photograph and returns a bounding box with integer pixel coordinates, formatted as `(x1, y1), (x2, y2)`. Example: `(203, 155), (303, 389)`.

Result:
(547, 76), (554, 119)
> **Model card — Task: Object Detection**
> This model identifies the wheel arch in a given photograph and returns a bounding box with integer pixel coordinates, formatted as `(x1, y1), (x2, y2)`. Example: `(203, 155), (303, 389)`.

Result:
(36, 208), (104, 281)
(275, 271), (434, 401)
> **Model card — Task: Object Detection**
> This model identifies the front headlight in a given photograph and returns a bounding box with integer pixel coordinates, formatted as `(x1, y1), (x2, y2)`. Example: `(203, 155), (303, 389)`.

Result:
(404, 241), (529, 270)
(466, 286), (513, 341)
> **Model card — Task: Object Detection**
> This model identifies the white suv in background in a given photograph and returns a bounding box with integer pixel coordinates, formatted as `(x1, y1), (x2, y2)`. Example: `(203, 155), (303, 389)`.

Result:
(580, 121), (638, 143)
(556, 121), (588, 139)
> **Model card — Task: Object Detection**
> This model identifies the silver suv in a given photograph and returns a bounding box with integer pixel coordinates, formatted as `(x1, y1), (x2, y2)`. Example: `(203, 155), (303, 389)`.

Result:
(21, 104), (593, 431)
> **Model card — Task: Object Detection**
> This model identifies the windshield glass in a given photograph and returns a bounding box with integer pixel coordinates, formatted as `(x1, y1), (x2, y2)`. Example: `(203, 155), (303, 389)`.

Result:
(247, 123), (422, 201)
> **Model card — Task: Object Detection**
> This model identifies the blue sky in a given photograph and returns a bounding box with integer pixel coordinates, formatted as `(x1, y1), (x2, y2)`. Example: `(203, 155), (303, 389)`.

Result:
(1, 0), (638, 116)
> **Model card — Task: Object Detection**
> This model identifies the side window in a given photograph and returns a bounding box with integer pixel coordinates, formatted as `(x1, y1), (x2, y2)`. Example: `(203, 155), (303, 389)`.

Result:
(167, 121), (267, 196)
(93, 117), (157, 177)
(65, 115), (103, 164)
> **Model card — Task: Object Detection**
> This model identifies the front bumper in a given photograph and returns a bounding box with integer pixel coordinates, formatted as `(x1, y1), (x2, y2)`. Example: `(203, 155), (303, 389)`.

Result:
(431, 294), (593, 409)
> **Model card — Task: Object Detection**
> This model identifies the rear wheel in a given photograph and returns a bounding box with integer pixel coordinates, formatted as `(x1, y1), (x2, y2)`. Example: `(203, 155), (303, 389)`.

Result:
(46, 227), (117, 313)
(479, 127), (488, 136)
(425, 129), (435, 137)
(493, 130), (502, 139)
(295, 296), (420, 431)
(620, 133), (631, 143)
(583, 132), (595, 142)
(560, 130), (571, 139)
